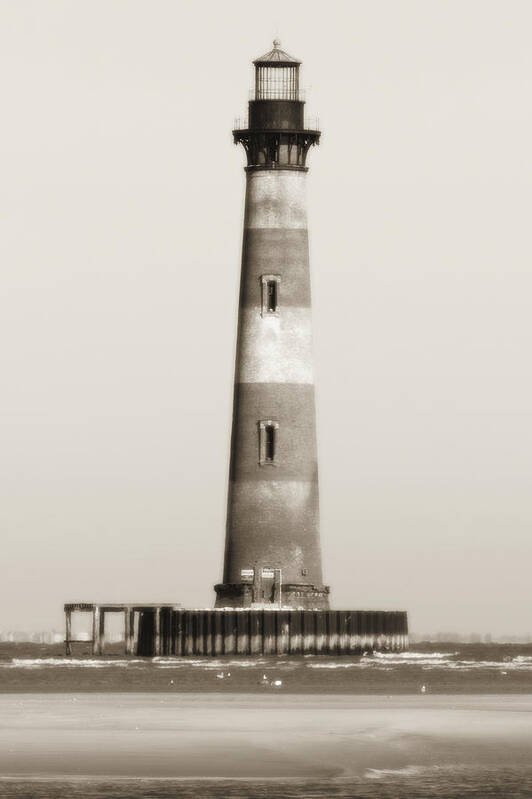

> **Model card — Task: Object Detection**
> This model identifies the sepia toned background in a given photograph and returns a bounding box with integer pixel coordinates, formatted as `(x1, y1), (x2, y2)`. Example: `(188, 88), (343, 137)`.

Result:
(1, 0), (531, 637)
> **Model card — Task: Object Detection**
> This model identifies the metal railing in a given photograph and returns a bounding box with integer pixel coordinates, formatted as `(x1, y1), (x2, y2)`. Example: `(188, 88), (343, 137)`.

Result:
(249, 88), (306, 101)
(305, 117), (320, 131)
(233, 116), (320, 131)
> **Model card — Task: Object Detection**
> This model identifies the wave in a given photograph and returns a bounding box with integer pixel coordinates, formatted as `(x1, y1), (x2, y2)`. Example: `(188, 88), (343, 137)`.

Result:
(373, 651), (457, 660)
(307, 650), (532, 672)
(4, 656), (296, 671)
(4, 658), (145, 669)
(306, 662), (362, 669)
(364, 654), (455, 667)
(364, 765), (427, 779)
(4, 650), (532, 673)
(152, 658), (295, 669)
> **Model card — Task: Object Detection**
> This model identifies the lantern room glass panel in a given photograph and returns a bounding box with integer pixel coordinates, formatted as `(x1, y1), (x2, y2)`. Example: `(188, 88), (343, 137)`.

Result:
(255, 65), (299, 100)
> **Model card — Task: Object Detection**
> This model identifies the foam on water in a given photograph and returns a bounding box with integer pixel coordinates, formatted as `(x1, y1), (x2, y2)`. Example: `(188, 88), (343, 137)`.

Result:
(4, 649), (532, 675)
(306, 662), (360, 669)
(374, 652), (457, 660)
(4, 656), (298, 671)
(364, 765), (427, 779)
(3, 658), (145, 669)
(305, 650), (532, 672)
(153, 657), (293, 669)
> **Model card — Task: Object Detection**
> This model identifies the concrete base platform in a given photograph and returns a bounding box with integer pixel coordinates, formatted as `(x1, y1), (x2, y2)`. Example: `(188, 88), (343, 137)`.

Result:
(136, 608), (408, 657)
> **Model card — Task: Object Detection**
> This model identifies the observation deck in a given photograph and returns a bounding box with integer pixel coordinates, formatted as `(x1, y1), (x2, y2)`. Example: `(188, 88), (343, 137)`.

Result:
(233, 40), (320, 171)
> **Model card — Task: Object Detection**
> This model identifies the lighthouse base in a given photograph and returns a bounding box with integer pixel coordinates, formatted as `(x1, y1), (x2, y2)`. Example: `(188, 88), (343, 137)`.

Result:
(214, 581), (330, 610)
(136, 608), (408, 656)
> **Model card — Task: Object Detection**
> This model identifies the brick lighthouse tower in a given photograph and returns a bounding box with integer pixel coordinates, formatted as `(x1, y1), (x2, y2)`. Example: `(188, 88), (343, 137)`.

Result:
(65, 41), (409, 657)
(215, 41), (330, 610)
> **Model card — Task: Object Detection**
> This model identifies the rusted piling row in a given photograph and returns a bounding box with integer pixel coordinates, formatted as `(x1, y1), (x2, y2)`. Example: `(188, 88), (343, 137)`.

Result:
(136, 609), (408, 656)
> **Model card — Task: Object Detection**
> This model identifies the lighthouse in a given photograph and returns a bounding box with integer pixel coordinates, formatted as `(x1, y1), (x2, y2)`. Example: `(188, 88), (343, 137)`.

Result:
(214, 41), (330, 610)
(65, 42), (409, 657)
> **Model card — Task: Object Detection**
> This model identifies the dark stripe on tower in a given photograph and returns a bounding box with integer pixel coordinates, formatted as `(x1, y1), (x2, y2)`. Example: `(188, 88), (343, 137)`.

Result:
(229, 383), (318, 482)
(240, 229), (312, 309)
(225, 481), (322, 585)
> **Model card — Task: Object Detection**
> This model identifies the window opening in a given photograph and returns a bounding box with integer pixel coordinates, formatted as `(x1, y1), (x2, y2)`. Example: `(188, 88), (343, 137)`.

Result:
(259, 420), (279, 465)
(265, 424), (275, 462)
(267, 281), (278, 312)
(261, 275), (281, 317)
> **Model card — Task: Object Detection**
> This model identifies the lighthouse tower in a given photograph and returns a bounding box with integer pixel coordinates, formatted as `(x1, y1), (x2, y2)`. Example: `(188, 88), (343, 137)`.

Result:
(215, 41), (329, 610)
(65, 41), (409, 656)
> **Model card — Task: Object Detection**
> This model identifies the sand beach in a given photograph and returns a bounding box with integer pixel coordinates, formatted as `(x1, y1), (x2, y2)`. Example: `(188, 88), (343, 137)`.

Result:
(1, 693), (532, 781)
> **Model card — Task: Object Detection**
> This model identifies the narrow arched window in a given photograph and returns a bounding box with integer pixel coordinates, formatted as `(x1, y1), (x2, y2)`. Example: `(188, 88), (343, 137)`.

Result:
(261, 275), (281, 316)
(265, 424), (275, 462)
(267, 280), (277, 313)
(259, 420), (279, 465)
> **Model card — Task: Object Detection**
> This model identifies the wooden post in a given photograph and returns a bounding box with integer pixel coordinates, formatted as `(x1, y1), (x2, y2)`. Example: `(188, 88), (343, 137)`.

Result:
(184, 611), (194, 656)
(252, 567), (261, 605)
(92, 606), (101, 655)
(213, 610), (222, 656)
(250, 610), (261, 655)
(99, 609), (105, 654)
(237, 611), (249, 655)
(124, 608), (131, 655)
(65, 609), (72, 656)
(129, 609), (136, 655)
(154, 607), (161, 656)
(263, 610), (275, 655)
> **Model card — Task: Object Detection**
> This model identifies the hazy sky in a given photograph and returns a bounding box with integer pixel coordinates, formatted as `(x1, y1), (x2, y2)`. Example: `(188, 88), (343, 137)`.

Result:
(1, 0), (531, 636)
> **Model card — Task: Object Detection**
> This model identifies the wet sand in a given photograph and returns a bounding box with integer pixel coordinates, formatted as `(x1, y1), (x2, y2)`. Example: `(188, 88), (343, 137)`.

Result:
(1, 694), (532, 780)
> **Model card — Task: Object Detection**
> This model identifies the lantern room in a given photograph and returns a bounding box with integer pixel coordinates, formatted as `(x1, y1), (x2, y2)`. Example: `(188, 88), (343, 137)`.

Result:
(253, 40), (301, 100)
(233, 40), (320, 170)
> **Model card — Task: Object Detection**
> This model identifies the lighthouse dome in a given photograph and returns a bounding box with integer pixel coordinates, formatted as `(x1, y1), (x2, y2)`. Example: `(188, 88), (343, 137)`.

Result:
(253, 40), (301, 66)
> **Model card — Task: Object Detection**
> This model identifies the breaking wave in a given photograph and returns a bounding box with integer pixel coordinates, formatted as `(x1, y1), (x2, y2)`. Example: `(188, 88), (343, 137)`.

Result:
(3, 658), (145, 669)
(364, 765), (428, 779)
(307, 651), (532, 672)
(4, 649), (532, 673)
(373, 651), (457, 660)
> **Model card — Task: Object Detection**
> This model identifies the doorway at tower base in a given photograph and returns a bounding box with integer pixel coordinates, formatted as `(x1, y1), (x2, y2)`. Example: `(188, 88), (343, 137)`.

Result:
(214, 581), (330, 610)
(136, 608), (408, 656)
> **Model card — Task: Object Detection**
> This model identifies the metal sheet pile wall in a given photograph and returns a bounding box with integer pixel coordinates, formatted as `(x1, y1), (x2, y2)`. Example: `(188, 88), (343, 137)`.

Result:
(136, 609), (408, 656)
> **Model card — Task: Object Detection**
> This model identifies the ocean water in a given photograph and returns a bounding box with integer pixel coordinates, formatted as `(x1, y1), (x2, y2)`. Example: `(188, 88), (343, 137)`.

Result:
(1, 642), (532, 693)
(3, 769), (532, 798)
(1, 645), (532, 797)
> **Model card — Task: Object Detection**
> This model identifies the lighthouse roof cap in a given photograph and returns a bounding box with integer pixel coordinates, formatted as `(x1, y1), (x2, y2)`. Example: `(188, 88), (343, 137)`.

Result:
(253, 40), (301, 66)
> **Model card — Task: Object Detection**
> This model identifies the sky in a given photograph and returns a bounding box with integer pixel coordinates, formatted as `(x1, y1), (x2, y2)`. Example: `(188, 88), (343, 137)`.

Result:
(1, 0), (531, 637)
